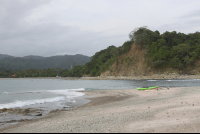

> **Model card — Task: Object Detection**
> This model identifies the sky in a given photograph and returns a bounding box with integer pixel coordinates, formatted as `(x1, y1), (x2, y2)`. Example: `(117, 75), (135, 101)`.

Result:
(0, 0), (200, 57)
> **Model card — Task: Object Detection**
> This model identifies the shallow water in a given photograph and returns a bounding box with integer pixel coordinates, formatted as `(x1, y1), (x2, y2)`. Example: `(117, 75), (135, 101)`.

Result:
(0, 78), (200, 129)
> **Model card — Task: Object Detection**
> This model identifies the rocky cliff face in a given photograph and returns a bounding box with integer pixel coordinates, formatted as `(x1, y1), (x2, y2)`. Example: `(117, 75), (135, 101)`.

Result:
(100, 43), (200, 78)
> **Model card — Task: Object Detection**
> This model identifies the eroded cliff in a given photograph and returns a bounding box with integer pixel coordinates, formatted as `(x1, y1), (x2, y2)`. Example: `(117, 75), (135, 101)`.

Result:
(100, 43), (200, 78)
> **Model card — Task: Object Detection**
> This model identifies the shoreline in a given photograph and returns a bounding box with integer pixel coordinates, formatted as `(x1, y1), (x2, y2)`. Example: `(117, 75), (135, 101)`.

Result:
(1, 87), (200, 133)
(0, 94), (90, 130)
(0, 74), (200, 80)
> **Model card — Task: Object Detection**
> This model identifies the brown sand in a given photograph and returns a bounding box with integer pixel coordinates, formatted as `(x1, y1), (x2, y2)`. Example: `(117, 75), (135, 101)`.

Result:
(1, 87), (200, 133)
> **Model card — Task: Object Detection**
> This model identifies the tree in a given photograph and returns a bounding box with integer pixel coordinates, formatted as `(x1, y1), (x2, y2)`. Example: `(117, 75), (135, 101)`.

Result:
(129, 26), (151, 47)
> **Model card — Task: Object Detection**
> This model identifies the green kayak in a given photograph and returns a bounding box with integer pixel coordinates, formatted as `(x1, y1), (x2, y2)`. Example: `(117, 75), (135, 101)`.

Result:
(137, 86), (159, 90)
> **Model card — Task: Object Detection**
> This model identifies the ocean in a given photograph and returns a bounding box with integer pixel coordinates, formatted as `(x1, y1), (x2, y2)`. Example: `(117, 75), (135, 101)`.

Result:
(0, 78), (200, 128)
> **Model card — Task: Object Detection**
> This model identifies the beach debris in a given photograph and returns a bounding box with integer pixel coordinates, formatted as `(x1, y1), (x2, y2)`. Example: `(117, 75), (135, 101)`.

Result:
(0, 108), (43, 115)
(1, 108), (7, 112)
(35, 114), (42, 116)
(24, 109), (30, 113)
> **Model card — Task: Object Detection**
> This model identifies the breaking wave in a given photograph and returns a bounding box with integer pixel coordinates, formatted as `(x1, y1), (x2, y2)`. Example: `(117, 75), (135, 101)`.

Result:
(0, 96), (66, 109)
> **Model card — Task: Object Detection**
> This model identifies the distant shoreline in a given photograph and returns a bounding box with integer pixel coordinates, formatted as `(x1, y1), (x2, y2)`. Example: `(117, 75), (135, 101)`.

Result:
(0, 74), (200, 80)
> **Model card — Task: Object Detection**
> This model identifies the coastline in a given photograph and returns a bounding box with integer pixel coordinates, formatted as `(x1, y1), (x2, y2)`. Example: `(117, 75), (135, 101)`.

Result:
(80, 74), (200, 80)
(1, 87), (200, 133)
(0, 73), (200, 80)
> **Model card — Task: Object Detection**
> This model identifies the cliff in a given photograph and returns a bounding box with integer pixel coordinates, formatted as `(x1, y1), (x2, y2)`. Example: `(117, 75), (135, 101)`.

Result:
(100, 43), (200, 79)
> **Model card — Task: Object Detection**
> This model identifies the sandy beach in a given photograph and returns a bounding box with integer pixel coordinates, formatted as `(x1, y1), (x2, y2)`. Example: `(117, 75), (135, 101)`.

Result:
(1, 86), (200, 133)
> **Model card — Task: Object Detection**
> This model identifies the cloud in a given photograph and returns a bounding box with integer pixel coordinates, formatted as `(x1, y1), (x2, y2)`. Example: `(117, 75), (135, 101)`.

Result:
(0, 21), (128, 57)
(179, 10), (200, 19)
(0, 0), (200, 57)
(156, 9), (200, 34)
(0, 0), (130, 57)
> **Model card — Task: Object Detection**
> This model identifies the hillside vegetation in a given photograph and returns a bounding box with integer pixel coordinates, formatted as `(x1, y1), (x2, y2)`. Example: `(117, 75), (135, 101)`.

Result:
(102, 26), (200, 77)
(61, 41), (133, 77)
(0, 54), (90, 77)
(65, 26), (200, 77)
(0, 54), (90, 70)
(1, 26), (200, 78)
(129, 27), (200, 69)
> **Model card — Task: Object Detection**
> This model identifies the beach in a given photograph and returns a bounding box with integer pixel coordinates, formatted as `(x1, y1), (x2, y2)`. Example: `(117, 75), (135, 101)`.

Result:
(1, 86), (200, 133)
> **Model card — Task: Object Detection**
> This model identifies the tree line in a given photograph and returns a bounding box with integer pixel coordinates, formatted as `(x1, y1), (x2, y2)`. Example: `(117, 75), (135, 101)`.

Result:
(0, 68), (62, 78)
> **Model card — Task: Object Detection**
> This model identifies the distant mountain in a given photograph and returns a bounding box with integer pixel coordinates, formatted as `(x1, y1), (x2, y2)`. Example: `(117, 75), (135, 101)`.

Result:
(0, 54), (13, 59)
(0, 54), (91, 70)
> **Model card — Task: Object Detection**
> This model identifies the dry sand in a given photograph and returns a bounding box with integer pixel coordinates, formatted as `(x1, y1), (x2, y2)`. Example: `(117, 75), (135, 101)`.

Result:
(1, 87), (200, 133)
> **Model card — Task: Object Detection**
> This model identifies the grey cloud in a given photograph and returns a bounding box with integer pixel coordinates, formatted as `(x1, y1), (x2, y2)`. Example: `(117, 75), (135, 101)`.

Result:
(156, 9), (200, 34)
(0, 0), (51, 28)
(157, 21), (200, 34)
(0, 21), (128, 57)
(0, 0), (129, 57)
(2, 0), (199, 57)
(179, 10), (200, 19)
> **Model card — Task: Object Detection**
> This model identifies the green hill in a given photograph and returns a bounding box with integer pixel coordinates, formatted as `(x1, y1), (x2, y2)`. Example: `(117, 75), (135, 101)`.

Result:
(1, 26), (200, 78)
(61, 26), (200, 77)
(0, 54), (91, 71)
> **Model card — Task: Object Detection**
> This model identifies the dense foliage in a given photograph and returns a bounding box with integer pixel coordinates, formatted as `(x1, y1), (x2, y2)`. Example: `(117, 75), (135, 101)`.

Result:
(0, 68), (62, 78)
(129, 26), (200, 69)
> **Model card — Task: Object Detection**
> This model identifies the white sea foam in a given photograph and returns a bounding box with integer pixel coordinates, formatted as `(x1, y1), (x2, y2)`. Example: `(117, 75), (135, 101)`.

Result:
(2, 88), (85, 96)
(165, 79), (198, 81)
(0, 96), (66, 109)
(47, 88), (85, 98)
(0, 88), (85, 109)
(2, 92), (9, 94)
(2, 91), (42, 95)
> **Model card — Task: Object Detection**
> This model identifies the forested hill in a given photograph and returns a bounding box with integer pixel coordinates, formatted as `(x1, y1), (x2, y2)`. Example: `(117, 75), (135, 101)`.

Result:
(61, 26), (200, 77)
(101, 27), (200, 77)
(1, 26), (200, 78)
(0, 54), (91, 71)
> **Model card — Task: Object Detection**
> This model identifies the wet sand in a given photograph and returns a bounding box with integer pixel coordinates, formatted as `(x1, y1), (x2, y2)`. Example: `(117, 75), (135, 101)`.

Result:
(1, 87), (200, 133)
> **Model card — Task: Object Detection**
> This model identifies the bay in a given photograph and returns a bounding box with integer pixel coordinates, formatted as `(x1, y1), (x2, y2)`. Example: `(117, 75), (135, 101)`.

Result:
(0, 78), (200, 129)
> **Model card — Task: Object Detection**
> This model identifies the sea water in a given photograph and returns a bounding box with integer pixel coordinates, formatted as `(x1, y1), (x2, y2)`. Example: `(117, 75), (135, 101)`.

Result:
(0, 78), (200, 128)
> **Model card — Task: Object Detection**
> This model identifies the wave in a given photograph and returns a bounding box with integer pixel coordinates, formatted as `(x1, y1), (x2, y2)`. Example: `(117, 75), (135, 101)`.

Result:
(2, 91), (43, 95)
(2, 88), (85, 96)
(2, 92), (9, 94)
(0, 96), (66, 109)
(47, 88), (85, 98)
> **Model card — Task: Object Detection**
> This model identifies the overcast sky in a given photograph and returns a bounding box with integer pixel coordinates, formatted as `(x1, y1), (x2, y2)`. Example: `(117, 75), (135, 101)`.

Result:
(0, 0), (200, 57)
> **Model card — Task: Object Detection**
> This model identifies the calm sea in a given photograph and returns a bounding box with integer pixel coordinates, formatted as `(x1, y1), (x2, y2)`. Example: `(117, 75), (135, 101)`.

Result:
(0, 78), (200, 128)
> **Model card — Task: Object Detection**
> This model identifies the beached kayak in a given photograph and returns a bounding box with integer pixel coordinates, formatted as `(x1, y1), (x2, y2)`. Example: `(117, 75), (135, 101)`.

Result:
(137, 86), (159, 90)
